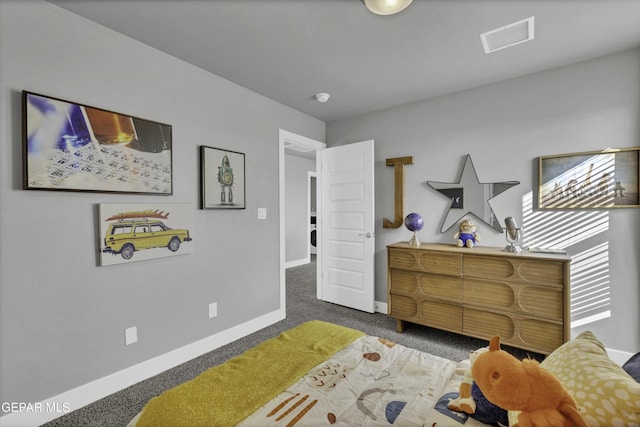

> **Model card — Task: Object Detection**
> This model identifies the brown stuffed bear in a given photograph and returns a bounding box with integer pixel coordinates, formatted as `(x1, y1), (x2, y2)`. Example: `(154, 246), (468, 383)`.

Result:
(471, 336), (588, 427)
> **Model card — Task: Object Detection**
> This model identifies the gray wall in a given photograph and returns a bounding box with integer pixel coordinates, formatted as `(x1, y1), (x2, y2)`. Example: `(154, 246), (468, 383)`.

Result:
(285, 154), (316, 265)
(327, 48), (640, 354)
(1, 0), (638, 412)
(0, 1), (324, 404)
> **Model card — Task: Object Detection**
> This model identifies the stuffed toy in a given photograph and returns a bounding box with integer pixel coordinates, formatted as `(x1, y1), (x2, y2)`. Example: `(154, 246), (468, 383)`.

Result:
(448, 347), (508, 426)
(472, 336), (588, 427)
(470, 382), (509, 426)
(454, 218), (479, 248)
(448, 347), (487, 413)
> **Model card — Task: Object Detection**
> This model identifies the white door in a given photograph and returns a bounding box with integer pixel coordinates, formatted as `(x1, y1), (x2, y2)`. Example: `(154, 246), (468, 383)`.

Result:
(319, 140), (375, 313)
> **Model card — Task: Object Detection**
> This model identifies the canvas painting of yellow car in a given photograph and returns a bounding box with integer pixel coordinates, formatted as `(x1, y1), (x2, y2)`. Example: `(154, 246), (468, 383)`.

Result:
(99, 203), (193, 266)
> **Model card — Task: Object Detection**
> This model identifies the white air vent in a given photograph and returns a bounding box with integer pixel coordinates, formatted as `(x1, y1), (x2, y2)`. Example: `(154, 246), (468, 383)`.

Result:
(481, 16), (534, 54)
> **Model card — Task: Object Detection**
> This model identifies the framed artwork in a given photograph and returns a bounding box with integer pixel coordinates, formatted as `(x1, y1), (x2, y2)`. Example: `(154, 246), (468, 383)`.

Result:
(98, 203), (193, 266)
(538, 147), (639, 209)
(23, 91), (172, 194)
(200, 145), (246, 209)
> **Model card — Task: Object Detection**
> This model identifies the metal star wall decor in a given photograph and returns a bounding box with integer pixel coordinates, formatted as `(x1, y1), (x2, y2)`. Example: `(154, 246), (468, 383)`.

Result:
(427, 154), (519, 233)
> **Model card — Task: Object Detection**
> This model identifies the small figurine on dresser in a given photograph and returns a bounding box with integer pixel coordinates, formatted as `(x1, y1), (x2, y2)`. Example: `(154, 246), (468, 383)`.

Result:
(454, 218), (479, 248)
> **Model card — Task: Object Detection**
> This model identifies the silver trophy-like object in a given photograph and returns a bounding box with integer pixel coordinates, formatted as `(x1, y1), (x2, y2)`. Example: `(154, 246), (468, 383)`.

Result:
(502, 216), (522, 253)
(408, 231), (420, 247)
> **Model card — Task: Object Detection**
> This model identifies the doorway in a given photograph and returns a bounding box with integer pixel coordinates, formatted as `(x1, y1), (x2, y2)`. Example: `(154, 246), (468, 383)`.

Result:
(279, 130), (325, 314)
(279, 130), (376, 314)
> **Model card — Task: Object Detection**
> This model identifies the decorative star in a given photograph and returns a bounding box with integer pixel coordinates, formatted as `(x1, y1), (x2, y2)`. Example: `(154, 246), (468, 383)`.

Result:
(427, 154), (519, 233)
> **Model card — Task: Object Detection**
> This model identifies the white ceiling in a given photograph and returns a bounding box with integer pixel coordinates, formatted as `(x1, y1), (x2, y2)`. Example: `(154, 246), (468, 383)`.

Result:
(49, 0), (640, 123)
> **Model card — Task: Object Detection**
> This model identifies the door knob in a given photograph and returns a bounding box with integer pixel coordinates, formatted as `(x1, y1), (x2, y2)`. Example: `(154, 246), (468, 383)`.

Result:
(359, 232), (373, 238)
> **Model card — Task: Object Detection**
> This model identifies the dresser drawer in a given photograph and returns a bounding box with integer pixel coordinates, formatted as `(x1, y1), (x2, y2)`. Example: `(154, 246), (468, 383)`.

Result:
(463, 278), (563, 321)
(421, 300), (463, 332)
(463, 307), (564, 354)
(389, 294), (419, 319)
(390, 269), (462, 301)
(463, 256), (565, 286)
(389, 295), (463, 333)
(389, 248), (461, 275)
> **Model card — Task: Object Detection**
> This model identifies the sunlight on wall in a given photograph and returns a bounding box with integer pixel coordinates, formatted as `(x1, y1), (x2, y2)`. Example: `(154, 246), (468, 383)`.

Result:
(521, 192), (611, 327)
(569, 242), (611, 327)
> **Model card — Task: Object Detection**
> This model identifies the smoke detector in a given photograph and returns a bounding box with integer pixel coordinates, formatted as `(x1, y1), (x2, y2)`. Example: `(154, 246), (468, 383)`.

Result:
(315, 93), (330, 103)
(481, 16), (535, 54)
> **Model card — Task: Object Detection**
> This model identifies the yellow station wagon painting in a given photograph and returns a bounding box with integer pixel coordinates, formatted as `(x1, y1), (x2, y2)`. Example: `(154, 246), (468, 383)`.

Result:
(99, 203), (193, 266)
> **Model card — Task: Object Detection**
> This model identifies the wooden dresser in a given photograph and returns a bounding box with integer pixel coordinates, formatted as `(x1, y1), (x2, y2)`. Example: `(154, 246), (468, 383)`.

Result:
(387, 242), (571, 354)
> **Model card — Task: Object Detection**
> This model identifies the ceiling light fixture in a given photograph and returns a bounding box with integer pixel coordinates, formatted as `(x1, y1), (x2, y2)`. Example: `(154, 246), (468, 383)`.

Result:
(362, 0), (413, 16)
(315, 93), (330, 103)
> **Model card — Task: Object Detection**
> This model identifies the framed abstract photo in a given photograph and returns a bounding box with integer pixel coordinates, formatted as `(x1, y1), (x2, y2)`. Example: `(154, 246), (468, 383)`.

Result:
(538, 147), (639, 209)
(200, 145), (246, 209)
(98, 203), (193, 266)
(23, 91), (172, 194)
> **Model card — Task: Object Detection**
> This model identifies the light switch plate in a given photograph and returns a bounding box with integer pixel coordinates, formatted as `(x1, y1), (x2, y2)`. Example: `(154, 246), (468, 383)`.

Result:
(257, 208), (267, 220)
(209, 302), (218, 318)
(125, 326), (137, 345)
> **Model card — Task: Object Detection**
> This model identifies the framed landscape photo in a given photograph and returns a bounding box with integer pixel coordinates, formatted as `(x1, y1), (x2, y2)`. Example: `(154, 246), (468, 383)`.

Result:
(23, 91), (172, 194)
(538, 147), (639, 209)
(200, 145), (246, 209)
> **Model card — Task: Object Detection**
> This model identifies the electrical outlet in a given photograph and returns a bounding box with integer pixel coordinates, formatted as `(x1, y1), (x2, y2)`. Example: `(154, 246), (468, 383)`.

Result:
(125, 326), (137, 346)
(209, 302), (218, 319)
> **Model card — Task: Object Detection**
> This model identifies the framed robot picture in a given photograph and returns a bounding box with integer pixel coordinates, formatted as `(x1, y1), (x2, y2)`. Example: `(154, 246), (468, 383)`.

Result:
(200, 145), (246, 209)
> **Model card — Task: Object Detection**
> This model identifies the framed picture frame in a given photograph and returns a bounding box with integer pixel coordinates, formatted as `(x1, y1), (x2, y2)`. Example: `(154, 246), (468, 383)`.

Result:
(200, 145), (246, 209)
(23, 91), (172, 194)
(538, 147), (639, 209)
(98, 203), (193, 266)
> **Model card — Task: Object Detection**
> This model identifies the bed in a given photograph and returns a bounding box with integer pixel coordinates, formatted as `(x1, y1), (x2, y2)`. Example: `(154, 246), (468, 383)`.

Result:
(128, 320), (640, 427)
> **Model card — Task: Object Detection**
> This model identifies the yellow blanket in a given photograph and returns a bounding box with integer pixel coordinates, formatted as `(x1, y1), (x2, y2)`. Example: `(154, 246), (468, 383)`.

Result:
(136, 321), (364, 427)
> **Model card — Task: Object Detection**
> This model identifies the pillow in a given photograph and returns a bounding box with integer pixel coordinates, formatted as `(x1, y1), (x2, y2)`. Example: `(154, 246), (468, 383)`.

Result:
(509, 331), (640, 426)
(623, 352), (640, 382)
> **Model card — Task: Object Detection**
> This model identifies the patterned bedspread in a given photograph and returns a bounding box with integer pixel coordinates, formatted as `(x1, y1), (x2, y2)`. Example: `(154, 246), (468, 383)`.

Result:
(129, 322), (495, 427)
(239, 335), (493, 427)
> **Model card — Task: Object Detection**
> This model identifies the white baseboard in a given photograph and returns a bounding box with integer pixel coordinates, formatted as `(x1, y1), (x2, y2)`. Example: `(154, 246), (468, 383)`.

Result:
(607, 347), (634, 366)
(0, 309), (285, 427)
(285, 257), (309, 269)
(375, 300), (388, 314)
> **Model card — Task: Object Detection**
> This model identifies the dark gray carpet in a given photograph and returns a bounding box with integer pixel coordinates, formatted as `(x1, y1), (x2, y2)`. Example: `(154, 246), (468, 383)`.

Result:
(43, 255), (541, 426)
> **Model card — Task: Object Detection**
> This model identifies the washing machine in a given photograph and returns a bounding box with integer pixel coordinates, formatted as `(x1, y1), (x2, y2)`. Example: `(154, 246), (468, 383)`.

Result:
(310, 214), (317, 254)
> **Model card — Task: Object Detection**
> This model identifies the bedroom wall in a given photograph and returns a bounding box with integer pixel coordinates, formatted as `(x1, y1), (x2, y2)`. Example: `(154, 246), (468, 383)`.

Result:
(326, 48), (640, 354)
(285, 154), (316, 266)
(0, 0), (324, 412)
